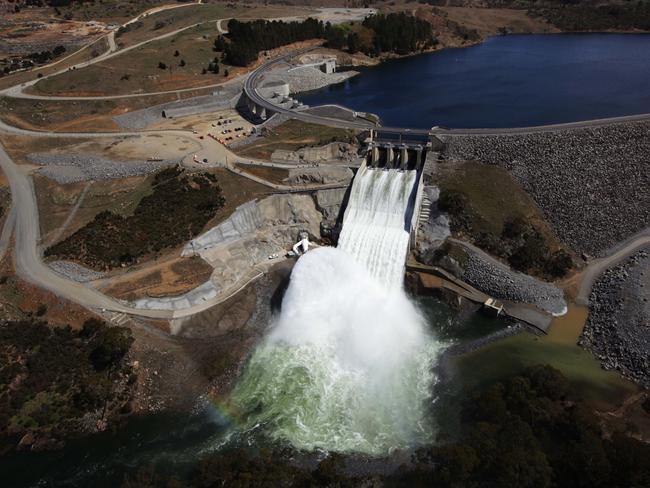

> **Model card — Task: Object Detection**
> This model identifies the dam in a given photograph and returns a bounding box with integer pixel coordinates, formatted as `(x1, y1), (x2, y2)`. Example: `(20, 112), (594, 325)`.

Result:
(229, 144), (442, 454)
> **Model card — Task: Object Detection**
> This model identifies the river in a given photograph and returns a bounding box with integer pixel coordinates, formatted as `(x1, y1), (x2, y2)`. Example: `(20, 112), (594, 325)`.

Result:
(3, 32), (645, 486)
(297, 33), (650, 128)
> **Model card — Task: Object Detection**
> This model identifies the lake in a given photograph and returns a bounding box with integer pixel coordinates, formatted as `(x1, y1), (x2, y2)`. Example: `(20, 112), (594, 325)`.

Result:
(297, 34), (650, 129)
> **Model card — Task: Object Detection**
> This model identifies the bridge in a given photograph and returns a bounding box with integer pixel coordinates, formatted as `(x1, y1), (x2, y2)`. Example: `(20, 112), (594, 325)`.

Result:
(241, 48), (439, 138)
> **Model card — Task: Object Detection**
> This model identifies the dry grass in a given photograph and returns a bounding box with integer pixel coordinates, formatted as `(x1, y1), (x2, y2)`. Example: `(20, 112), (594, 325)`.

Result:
(437, 160), (560, 249)
(31, 22), (239, 96)
(234, 164), (289, 185)
(33, 174), (153, 244)
(100, 255), (214, 300)
(234, 119), (357, 160)
(0, 36), (109, 91)
(438, 7), (558, 37)
(0, 255), (97, 328)
(0, 95), (167, 132)
(203, 167), (272, 228)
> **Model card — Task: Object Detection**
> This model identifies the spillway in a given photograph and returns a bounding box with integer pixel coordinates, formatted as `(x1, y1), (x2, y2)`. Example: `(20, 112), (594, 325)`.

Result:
(338, 165), (417, 288)
(229, 166), (441, 455)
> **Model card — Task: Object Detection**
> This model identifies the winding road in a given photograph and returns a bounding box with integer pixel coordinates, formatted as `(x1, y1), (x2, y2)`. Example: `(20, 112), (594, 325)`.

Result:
(0, 2), (647, 325)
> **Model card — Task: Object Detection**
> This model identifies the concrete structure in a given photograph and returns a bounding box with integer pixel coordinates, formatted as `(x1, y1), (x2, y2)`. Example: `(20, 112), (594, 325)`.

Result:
(483, 298), (504, 317)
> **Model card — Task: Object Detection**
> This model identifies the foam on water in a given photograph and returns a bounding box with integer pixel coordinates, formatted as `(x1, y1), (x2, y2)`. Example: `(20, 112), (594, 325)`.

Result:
(229, 168), (442, 455)
(338, 165), (417, 287)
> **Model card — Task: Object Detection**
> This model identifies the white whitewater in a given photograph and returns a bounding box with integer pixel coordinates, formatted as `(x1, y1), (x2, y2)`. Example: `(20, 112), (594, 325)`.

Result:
(229, 166), (442, 455)
(338, 165), (417, 288)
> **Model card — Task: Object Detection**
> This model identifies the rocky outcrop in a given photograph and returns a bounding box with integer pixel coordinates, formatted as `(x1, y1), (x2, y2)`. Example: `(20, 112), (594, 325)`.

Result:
(271, 142), (360, 165)
(315, 187), (348, 221)
(283, 166), (353, 186)
(183, 194), (322, 257)
(415, 186), (450, 255)
(580, 247), (650, 388)
(443, 121), (650, 256)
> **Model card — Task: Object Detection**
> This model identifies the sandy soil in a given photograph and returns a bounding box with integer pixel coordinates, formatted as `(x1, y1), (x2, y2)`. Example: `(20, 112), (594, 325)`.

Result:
(99, 255), (214, 301)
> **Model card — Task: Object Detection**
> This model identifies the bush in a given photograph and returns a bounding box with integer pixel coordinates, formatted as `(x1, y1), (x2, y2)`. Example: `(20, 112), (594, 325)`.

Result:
(45, 167), (225, 269)
(545, 249), (573, 278)
(0, 318), (134, 452)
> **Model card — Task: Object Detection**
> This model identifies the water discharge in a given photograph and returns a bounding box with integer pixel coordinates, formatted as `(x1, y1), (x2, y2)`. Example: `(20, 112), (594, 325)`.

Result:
(230, 167), (443, 455)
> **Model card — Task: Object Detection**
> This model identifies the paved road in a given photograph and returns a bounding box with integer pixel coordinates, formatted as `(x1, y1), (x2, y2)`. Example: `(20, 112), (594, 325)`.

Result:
(435, 113), (650, 136)
(0, 144), (173, 319)
(243, 49), (650, 135)
(575, 227), (650, 306)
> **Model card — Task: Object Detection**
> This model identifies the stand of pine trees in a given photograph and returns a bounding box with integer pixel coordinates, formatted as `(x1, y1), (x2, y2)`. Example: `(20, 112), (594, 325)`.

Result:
(222, 14), (437, 67)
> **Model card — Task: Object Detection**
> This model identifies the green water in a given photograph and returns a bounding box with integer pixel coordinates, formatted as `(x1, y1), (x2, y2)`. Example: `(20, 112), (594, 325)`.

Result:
(229, 340), (439, 455)
(3, 298), (635, 486)
(452, 324), (636, 407)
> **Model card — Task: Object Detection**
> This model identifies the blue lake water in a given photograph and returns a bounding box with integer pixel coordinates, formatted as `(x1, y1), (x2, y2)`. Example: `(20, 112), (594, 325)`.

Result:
(296, 34), (650, 129)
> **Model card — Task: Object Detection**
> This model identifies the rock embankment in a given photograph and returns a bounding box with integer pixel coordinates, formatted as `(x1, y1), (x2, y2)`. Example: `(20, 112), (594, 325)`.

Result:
(265, 65), (358, 94)
(48, 260), (106, 283)
(442, 121), (650, 256)
(29, 153), (179, 183)
(461, 247), (567, 316)
(580, 247), (650, 388)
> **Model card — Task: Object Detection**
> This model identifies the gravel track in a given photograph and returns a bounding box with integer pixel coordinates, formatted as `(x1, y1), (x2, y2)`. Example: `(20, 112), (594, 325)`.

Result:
(442, 121), (650, 256)
(29, 153), (179, 183)
(579, 247), (650, 388)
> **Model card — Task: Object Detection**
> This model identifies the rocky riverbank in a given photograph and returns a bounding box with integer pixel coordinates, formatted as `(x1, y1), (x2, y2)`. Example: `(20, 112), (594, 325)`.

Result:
(442, 121), (650, 256)
(460, 249), (567, 316)
(579, 247), (650, 388)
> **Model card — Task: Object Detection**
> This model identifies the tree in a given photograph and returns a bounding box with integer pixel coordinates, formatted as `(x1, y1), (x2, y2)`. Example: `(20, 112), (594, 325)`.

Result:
(158, 61), (166, 70)
(179, 59), (186, 67)
(173, 50), (179, 57)
(348, 32), (360, 54)
(224, 69), (229, 77)
(88, 325), (134, 371)
(214, 35), (226, 51)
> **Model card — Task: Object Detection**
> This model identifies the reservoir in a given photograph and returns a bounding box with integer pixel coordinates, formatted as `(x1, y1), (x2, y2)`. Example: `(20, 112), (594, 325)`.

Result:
(297, 33), (650, 129)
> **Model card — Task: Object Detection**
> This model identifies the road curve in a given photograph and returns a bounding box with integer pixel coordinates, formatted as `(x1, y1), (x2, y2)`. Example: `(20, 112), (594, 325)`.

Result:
(1, 1), (225, 102)
(575, 227), (650, 306)
(0, 144), (173, 319)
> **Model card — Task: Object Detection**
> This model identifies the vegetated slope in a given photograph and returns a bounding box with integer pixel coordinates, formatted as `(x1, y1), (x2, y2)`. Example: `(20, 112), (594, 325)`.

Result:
(119, 365), (650, 487)
(45, 166), (225, 270)
(0, 318), (134, 453)
(397, 365), (650, 488)
(435, 162), (572, 279)
(223, 13), (437, 67)
(419, 0), (650, 32)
